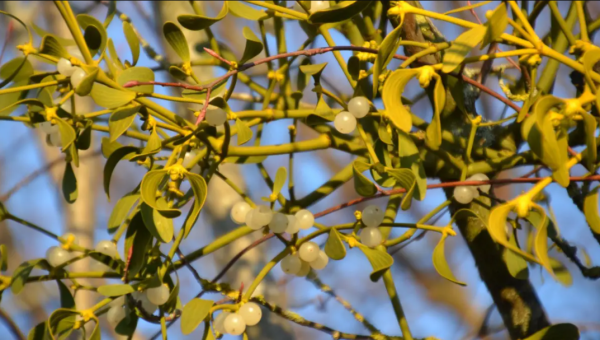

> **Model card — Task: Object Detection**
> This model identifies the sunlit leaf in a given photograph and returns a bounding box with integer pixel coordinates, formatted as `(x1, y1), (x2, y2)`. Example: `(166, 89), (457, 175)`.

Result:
(308, 1), (371, 24)
(353, 160), (377, 197)
(130, 128), (161, 161)
(227, 1), (268, 20)
(523, 323), (579, 340)
(108, 193), (139, 234)
(582, 48), (600, 93)
(530, 206), (554, 276)
(141, 170), (181, 218)
(11, 259), (46, 294)
(28, 322), (49, 340)
(181, 299), (214, 335)
(386, 168), (417, 210)
(117, 67), (154, 94)
(357, 244), (393, 282)
(109, 105), (141, 142)
(74, 66), (98, 96)
(97, 284), (134, 297)
(0, 57), (33, 85)
(163, 22), (190, 62)
(239, 27), (263, 64)
(382, 69), (419, 132)
(397, 130), (426, 200)
(432, 234), (466, 286)
(182, 173), (208, 238)
(425, 76), (445, 150)
(47, 308), (77, 340)
(373, 24), (402, 96)
(271, 167), (287, 200)
(55, 117), (77, 151)
(62, 162), (77, 204)
(483, 206), (537, 263)
(503, 228), (529, 280)
(77, 14), (107, 56)
(481, 3), (507, 48)
(236, 118), (253, 145)
(103, 146), (138, 200)
(441, 26), (486, 73)
(549, 257), (572, 287)
(299, 62), (328, 85)
(141, 200), (174, 243)
(584, 186), (600, 234)
(90, 83), (136, 108)
(378, 120), (393, 145)
(325, 228), (346, 260)
(123, 21), (140, 66)
(178, 2), (228, 31)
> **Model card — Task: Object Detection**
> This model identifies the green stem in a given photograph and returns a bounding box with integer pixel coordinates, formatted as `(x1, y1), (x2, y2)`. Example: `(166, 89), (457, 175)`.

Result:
(382, 269), (413, 340)
(575, 1), (589, 42)
(243, 249), (289, 300)
(7, 214), (59, 239)
(0, 80), (63, 96)
(319, 27), (356, 87)
(385, 200), (451, 247)
(243, 1), (307, 20)
(548, 1), (577, 46)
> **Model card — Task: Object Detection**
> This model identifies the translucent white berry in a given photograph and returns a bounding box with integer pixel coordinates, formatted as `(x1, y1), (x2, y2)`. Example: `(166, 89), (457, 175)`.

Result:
(334, 111), (357, 134)
(309, 250), (329, 270)
(57, 58), (76, 77)
(469, 186), (480, 199)
(48, 132), (62, 148)
(106, 306), (126, 327)
(46, 246), (70, 267)
(213, 311), (230, 334)
(238, 302), (262, 326)
(299, 241), (319, 262)
(467, 173), (491, 193)
(284, 215), (300, 234)
(295, 260), (311, 277)
(133, 291), (158, 314)
(224, 313), (246, 335)
(205, 106), (228, 126)
(294, 209), (314, 230)
(231, 201), (252, 225)
(453, 186), (474, 204)
(70, 68), (87, 88)
(245, 205), (273, 230)
(348, 96), (370, 118)
(108, 296), (125, 308)
(146, 284), (170, 306)
(183, 150), (201, 173)
(280, 254), (302, 275)
(269, 212), (289, 233)
(311, 1), (330, 12)
(95, 240), (118, 258)
(39, 121), (58, 134)
(360, 227), (382, 248)
(362, 205), (385, 228)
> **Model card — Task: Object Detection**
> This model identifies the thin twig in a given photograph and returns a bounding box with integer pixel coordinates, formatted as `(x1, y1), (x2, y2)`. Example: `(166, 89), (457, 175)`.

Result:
(0, 308), (26, 340)
(204, 47), (232, 66)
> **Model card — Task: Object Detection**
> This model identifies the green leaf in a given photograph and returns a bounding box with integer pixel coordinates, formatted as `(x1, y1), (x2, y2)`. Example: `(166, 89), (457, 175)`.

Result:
(432, 234), (466, 286)
(373, 24), (403, 96)
(130, 128), (162, 161)
(353, 160), (377, 197)
(90, 83), (136, 108)
(97, 284), (135, 297)
(116, 314), (138, 336)
(481, 3), (507, 48)
(382, 69), (419, 132)
(239, 27), (263, 64)
(74, 67), (98, 96)
(308, 1), (371, 24)
(425, 76), (445, 150)
(203, 320), (216, 340)
(123, 21), (140, 66)
(299, 62), (328, 85)
(582, 112), (597, 170)
(47, 308), (77, 340)
(76, 120), (93, 151)
(325, 228), (346, 260)
(441, 26), (487, 73)
(482, 206), (536, 263)
(0, 244), (7, 272)
(107, 38), (124, 71)
(108, 193), (139, 233)
(11, 259), (46, 294)
(104, 146), (138, 200)
(109, 105), (141, 142)
(397, 130), (426, 200)
(89, 321), (101, 340)
(141, 170), (181, 218)
(0, 80), (28, 116)
(583, 49), (600, 93)
(104, 1), (117, 27)
(141, 201), (174, 243)
(62, 162), (77, 204)
(357, 244), (393, 282)
(55, 117), (77, 151)
(163, 22), (190, 62)
(0, 57), (33, 84)
(377, 120), (393, 145)
(56, 279), (75, 309)
(235, 118), (253, 145)
(584, 186), (600, 234)
(503, 229), (529, 280)
(117, 67), (155, 94)
(306, 96), (335, 125)
(549, 257), (572, 287)
(77, 14), (107, 56)
(124, 213), (153, 279)
(182, 173), (208, 238)
(386, 168), (417, 210)
(271, 167), (287, 200)
(101, 137), (123, 158)
(169, 66), (188, 80)
(181, 298), (214, 335)
(32, 22), (74, 46)
(531, 208), (554, 277)
(523, 323), (579, 340)
(28, 322), (49, 340)
(227, 1), (268, 20)
(178, 2), (228, 31)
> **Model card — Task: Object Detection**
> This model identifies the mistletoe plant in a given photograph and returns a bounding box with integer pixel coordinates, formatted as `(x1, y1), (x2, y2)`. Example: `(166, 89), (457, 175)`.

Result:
(1, 1), (600, 340)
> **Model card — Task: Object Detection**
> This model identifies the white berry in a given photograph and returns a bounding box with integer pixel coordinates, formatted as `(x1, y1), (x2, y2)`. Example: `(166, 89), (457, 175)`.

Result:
(334, 111), (357, 134)
(183, 150), (201, 173)
(453, 186), (475, 204)
(294, 209), (314, 230)
(47, 132), (62, 148)
(348, 96), (370, 118)
(213, 311), (230, 334)
(238, 302), (262, 326)
(108, 296), (125, 308)
(95, 240), (118, 258)
(146, 284), (170, 306)
(133, 291), (158, 314)
(284, 215), (300, 234)
(362, 205), (385, 228)
(245, 205), (273, 230)
(467, 173), (491, 193)
(205, 106), (228, 126)
(309, 250), (329, 270)
(57, 58), (76, 77)
(311, 1), (330, 12)
(295, 260), (311, 277)
(231, 201), (252, 225)
(299, 241), (319, 262)
(224, 313), (246, 335)
(39, 121), (58, 134)
(269, 213), (289, 233)
(280, 254), (302, 275)
(360, 227), (382, 248)
(106, 306), (126, 327)
(70, 68), (87, 88)
(46, 246), (70, 267)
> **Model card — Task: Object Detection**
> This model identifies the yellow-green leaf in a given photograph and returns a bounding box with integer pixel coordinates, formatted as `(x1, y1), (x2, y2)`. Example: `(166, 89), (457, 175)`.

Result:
(39, 35), (70, 59)
(582, 112), (597, 170)
(549, 257), (572, 287)
(74, 67), (99, 96)
(484, 206), (537, 263)
(183, 173), (208, 238)
(123, 21), (140, 66)
(523, 323), (579, 340)
(227, 1), (268, 20)
(373, 24), (403, 96)
(481, 3), (507, 48)
(11, 259), (46, 294)
(308, 1), (371, 24)
(108, 193), (139, 233)
(109, 105), (141, 142)
(141, 170), (181, 218)
(141, 201), (174, 243)
(124, 213), (153, 279)
(325, 228), (346, 260)
(378, 120), (393, 145)
(97, 284), (134, 297)
(582, 48), (600, 93)
(357, 244), (393, 282)
(271, 167), (287, 200)
(117, 67), (154, 94)
(0, 57), (32, 88)
(382, 69), (419, 132)
(386, 168), (417, 210)
(77, 14), (107, 56)
(239, 27), (263, 64)
(503, 229), (529, 280)
(235, 118), (253, 145)
(583, 186), (600, 234)
(47, 308), (77, 340)
(425, 76), (445, 150)
(397, 130), (427, 200)
(90, 83), (136, 108)
(62, 162), (77, 204)
(531, 206), (554, 276)
(432, 234), (466, 286)
(163, 21), (190, 62)
(103, 146), (138, 200)
(441, 26), (487, 73)
(130, 128), (161, 161)
(181, 298), (214, 335)
(353, 160), (377, 197)
(55, 117), (77, 151)
(178, 2), (228, 31)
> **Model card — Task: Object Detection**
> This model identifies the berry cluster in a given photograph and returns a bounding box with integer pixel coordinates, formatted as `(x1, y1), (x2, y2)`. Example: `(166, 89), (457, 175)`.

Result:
(280, 241), (329, 276)
(293, 1), (330, 13)
(213, 302), (262, 336)
(105, 284), (170, 327)
(230, 202), (315, 234)
(57, 58), (87, 89)
(334, 96), (371, 134)
(359, 205), (385, 247)
(452, 173), (491, 204)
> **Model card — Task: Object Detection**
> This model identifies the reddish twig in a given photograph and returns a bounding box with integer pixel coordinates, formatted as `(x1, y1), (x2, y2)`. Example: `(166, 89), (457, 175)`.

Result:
(204, 47), (232, 66)
(0, 21), (14, 65)
(467, 1), (483, 25)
